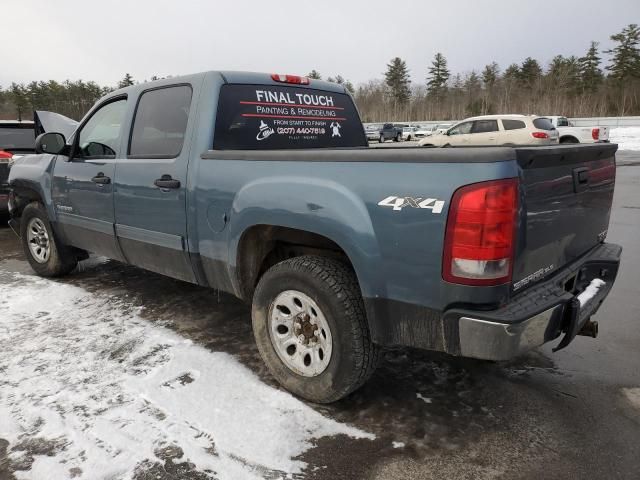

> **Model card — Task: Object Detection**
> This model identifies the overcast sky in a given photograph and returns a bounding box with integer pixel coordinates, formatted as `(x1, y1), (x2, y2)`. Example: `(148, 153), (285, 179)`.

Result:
(3, 0), (639, 88)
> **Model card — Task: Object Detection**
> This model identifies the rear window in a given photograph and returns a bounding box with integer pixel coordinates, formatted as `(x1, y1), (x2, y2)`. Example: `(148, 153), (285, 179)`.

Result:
(502, 119), (526, 130)
(556, 117), (570, 127)
(533, 118), (555, 130)
(213, 84), (366, 149)
(0, 126), (35, 151)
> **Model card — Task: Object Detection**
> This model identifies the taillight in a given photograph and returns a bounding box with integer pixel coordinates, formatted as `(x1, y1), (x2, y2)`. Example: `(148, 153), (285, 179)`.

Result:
(271, 73), (310, 85)
(0, 150), (12, 163)
(592, 128), (600, 140)
(531, 131), (549, 139)
(443, 179), (519, 286)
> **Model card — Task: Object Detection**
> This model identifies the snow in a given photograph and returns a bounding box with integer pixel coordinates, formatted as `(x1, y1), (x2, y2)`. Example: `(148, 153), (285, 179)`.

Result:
(416, 393), (432, 404)
(391, 441), (405, 449)
(610, 127), (640, 151)
(0, 272), (373, 479)
(622, 388), (640, 410)
(576, 278), (606, 307)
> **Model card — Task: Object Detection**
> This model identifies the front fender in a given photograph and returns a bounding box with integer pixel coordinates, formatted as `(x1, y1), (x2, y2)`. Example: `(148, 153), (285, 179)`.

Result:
(228, 175), (385, 300)
(8, 154), (57, 220)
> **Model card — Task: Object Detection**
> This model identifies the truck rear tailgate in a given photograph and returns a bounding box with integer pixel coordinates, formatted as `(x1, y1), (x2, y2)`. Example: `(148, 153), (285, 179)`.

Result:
(512, 144), (617, 292)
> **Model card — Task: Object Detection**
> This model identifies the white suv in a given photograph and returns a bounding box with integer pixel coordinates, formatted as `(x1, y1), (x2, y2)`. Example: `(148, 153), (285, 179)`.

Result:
(418, 115), (559, 147)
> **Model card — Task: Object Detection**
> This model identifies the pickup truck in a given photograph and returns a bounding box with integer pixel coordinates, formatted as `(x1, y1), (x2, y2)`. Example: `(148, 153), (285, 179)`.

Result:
(8, 71), (622, 403)
(545, 115), (610, 144)
(378, 123), (403, 142)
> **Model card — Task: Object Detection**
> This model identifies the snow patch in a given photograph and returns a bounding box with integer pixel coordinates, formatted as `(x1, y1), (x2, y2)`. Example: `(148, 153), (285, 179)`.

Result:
(392, 441), (405, 449)
(0, 273), (373, 479)
(577, 278), (606, 307)
(622, 388), (640, 410)
(416, 393), (432, 404)
(610, 127), (640, 151)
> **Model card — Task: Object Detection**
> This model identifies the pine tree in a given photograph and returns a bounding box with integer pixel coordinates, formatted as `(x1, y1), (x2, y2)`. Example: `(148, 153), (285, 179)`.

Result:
(518, 57), (542, 87)
(384, 57), (411, 104)
(503, 64), (520, 81)
(579, 41), (603, 93)
(427, 53), (450, 98)
(307, 70), (322, 80)
(605, 24), (640, 82)
(118, 73), (135, 89)
(482, 62), (500, 88)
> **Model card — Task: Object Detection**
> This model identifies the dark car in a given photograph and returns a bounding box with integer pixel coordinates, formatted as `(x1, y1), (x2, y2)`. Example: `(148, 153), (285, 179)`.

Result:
(378, 123), (403, 142)
(0, 121), (36, 214)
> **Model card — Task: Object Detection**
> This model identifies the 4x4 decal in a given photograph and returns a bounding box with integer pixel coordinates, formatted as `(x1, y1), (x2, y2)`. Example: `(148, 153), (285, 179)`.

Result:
(378, 196), (445, 213)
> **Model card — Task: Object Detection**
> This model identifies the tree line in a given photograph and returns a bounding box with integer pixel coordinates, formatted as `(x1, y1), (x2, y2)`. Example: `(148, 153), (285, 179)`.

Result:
(0, 24), (638, 123)
(357, 24), (640, 122)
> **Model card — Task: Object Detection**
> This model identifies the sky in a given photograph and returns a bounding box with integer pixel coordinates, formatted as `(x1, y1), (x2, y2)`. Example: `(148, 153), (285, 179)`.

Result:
(2, 0), (639, 88)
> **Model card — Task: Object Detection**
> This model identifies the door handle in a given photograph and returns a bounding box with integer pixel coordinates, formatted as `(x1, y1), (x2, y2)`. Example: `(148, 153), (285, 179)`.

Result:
(154, 175), (181, 189)
(91, 173), (111, 184)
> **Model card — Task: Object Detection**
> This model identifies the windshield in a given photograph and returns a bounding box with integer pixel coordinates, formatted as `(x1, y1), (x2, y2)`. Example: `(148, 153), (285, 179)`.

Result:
(0, 126), (35, 151)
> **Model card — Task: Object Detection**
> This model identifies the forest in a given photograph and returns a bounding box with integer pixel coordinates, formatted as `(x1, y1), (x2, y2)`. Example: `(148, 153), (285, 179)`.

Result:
(1, 24), (638, 123)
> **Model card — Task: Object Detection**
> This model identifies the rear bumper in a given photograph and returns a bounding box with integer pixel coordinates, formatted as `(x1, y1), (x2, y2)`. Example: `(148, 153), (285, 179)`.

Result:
(367, 242), (622, 360)
(446, 242), (622, 360)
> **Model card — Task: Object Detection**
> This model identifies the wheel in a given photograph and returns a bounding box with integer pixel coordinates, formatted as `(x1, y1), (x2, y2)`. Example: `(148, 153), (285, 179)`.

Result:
(252, 256), (379, 403)
(394, 134), (400, 142)
(407, 135), (412, 141)
(379, 134), (384, 143)
(560, 137), (579, 144)
(20, 202), (77, 277)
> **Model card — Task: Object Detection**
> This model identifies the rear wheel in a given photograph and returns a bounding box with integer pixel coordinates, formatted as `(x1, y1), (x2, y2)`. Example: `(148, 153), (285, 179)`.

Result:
(560, 137), (579, 144)
(20, 202), (77, 277)
(252, 256), (379, 403)
(394, 133), (400, 142)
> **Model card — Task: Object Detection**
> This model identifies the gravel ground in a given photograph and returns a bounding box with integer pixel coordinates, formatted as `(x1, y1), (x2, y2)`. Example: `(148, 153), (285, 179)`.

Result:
(1, 151), (639, 480)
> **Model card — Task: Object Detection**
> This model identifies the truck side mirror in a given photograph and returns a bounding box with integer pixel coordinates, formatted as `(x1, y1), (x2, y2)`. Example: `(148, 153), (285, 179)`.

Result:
(35, 132), (66, 155)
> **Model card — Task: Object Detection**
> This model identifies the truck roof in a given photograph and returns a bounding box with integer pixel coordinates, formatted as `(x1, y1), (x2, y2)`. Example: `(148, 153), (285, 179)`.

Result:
(106, 70), (349, 98)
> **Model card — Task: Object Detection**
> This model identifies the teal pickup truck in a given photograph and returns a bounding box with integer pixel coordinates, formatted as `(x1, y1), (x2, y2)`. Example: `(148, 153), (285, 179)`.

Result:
(8, 71), (621, 403)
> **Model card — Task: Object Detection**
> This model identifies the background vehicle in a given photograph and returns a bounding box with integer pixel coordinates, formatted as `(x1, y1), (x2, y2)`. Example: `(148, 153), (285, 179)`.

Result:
(365, 124), (382, 142)
(544, 115), (610, 144)
(0, 120), (35, 214)
(8, 71), (621, 403)
(424, 123), (453, 137)
(419, 115), (559, 147)
(378, 123), (403, 142)
(402, 126), (418, 141)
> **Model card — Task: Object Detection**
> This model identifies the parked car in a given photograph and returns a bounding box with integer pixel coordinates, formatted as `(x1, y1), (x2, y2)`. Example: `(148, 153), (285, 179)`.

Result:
(378, 123), (403, 142)
(0, 120), (36, 214)
(0, 113), (78, 214)
(426, 123), (453, 136)
(543, 115), (610, 144)
(418, 115), (559, 147)
(8, 71), (621, 403)
(402, 126), (418, 141)
(365, 124), (382, 142)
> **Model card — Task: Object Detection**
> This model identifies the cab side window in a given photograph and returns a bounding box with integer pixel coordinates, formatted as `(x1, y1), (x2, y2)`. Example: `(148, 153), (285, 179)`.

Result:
(77, 99), (127, 159)
(448, 121), (473, 135)
(129, 85), (192, 158)
(471, 120), (499, 134)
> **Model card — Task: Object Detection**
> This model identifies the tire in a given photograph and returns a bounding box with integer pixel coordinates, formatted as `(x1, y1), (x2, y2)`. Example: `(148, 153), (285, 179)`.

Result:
(379, 134), (384, 143)
(394, 134), (400, 142)
(407, 135), (412, 141)
(20, 202), (77, 277)
(560, 137), (579, 144)
(252, 255), (379, 403)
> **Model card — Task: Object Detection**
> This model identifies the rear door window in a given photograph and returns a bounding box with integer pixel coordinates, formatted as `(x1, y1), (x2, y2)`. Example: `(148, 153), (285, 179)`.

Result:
(533, 118), (555, 130)
(502, 119), (526, 130)
(213, 84), (366, 149)
(471, 120), (499, 134)
(129, 85), (192, 157)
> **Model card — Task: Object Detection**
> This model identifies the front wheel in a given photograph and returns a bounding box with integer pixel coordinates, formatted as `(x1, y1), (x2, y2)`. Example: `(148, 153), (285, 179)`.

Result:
(252, 256), (379, 403)
(20, 202), (77, 277)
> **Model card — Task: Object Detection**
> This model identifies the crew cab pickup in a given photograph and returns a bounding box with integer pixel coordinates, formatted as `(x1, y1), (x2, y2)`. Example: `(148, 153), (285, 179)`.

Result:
(378, 122), (404, 142)
(545, 115), (610, 144)
(8, 71), (622, 403)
